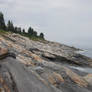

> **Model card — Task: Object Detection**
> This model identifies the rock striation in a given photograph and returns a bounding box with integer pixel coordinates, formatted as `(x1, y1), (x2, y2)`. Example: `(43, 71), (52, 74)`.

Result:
(0, 33), (92, 92)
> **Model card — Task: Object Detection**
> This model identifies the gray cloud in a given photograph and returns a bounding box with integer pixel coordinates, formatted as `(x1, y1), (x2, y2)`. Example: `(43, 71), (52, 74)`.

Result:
(0, 0), (92, 48)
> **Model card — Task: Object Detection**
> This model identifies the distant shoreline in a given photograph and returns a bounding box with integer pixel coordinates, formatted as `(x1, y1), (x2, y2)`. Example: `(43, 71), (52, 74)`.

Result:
(75, 49), (92, 59)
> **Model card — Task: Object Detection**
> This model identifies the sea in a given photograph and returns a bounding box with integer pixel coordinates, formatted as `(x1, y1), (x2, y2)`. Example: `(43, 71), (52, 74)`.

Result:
(78, 47), (92, 58)
(72, 45), (92, 58)
(61, 42), (92, 59)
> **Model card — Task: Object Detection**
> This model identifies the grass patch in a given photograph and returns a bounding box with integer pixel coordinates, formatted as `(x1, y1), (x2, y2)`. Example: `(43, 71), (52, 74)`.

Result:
(21, 33), (45, 41)
(0, 30), (8, 35)
(0, 30), (45, 42)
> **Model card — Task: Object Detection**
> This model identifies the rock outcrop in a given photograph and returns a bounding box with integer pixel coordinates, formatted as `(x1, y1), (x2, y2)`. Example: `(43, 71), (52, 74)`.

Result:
(0, 33), (92, 92)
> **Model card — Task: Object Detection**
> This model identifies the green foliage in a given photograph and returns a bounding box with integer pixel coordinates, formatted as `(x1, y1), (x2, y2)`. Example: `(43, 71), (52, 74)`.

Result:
(0, 12), (45, 41)
(7, 20), (15, 32)
(0, 29), (8, 34)
(28, 27), (38, 37)
(33, 31), (37, 37)
(28, 27), (34, 35)
(22, 29), (25, 34)
(0, 12), (6, 30)
(39, 33), (44, 39)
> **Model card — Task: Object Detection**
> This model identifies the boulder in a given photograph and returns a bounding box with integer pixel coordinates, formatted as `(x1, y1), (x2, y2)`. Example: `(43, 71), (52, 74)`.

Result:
(21, 50), (43, 62)
(42, 52), (56, 60)
(84, 74), (92, 86)
(64, 67), (88, 87)
(0, 47), (8, 59)
(48, 72), (64, 87)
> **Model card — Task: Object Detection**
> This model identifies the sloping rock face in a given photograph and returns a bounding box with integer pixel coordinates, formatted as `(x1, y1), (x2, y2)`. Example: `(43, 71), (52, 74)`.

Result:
(0, 47), (8, 59)
(0, 33), (92, 92)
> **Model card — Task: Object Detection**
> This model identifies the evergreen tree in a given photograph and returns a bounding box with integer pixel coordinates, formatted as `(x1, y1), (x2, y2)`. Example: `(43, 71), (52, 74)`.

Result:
(28, 27), (38, 37)
(0, 12), (45, 40)
(33, 31), (37, 37)
(14, 27), (18, 33)
(7, 20), (14, 32)
(39, 33), (44, 39)
(0, 12), (6, 30)
(18, 27), (22, 34)
(28, 27), (34, 35)
(14, 27), (22, 34)
(23, 29), (25, 34)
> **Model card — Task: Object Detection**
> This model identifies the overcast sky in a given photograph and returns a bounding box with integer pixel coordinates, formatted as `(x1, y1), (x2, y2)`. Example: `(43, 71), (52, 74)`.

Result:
(0, 0), (92, 48)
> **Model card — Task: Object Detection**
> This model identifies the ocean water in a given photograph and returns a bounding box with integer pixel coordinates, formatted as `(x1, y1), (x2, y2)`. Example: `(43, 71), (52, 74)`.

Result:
(79, 48), (92, 58)
(63, 42), (92, 59)
(74, 45), (92, 58)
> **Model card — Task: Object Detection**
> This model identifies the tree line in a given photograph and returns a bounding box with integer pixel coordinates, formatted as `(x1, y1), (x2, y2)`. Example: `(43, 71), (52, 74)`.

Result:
(0, 12), (45, 40)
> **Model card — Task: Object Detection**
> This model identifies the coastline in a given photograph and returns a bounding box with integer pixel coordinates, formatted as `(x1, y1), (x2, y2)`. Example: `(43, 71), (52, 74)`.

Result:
(0, 33), (92, 92)
(75, 49), (92, 59)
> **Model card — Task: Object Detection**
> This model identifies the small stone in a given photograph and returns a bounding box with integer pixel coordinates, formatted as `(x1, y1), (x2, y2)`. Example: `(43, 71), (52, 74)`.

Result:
(34, 67), (44, 74)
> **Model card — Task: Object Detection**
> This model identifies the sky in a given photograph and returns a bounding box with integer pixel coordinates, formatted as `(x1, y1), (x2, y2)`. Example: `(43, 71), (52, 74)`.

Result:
(0, 0), (92, 48)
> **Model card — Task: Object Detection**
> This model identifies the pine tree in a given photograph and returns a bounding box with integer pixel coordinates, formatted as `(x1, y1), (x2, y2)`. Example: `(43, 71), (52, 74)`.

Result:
(23, 29), (25, 34)
(0, 12), (6, 30)
(39, 33), (44, 39)
(33, 31), (37, 37)
(14, 27), (18, 33)
(28, 27), (34, 35)
(17, 27), (21, 34)
(7, 20), (14, 32)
